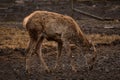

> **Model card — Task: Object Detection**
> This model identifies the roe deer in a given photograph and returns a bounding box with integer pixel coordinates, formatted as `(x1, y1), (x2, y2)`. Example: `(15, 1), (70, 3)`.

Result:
(23, 11), (97, 73)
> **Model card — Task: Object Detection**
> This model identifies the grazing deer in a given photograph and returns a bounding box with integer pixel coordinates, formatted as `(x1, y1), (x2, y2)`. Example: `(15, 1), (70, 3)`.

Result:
(23, 11), (97, 73)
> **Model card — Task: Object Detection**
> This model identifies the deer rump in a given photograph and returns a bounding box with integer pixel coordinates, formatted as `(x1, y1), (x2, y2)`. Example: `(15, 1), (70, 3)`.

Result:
(23, 11), (96, 73)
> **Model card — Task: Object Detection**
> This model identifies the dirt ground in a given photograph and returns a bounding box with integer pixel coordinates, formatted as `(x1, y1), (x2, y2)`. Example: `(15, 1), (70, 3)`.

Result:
(0, 1), (120, 80)
(0, 18), (120, 80)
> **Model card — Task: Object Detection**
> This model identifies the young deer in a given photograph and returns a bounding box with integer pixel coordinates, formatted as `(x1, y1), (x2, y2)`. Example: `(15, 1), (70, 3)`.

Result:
(23, 11), (97, 73)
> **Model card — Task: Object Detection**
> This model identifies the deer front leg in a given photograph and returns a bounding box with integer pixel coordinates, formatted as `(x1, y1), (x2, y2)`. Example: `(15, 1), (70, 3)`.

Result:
(55, 41), (63, 70)
(63, 41), (77, 72)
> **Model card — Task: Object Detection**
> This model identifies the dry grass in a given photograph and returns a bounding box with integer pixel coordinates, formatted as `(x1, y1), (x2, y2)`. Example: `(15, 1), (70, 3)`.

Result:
(87, 34), (120, 44)
(0, 26), (120, 49)
(0, 27), (28, 49)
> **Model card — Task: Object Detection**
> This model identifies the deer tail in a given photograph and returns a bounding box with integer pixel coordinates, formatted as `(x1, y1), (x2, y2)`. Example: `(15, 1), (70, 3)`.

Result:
(23, 11), (39, 28)
(23, 16), (30, 28)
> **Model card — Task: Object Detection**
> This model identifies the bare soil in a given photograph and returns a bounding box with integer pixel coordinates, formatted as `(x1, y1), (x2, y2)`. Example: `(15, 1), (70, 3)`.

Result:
(0, 18), (120, 80)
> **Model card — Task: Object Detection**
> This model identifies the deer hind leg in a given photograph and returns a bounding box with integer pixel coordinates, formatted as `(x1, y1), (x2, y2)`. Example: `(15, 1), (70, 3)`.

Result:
(26, 38), (37, 54)
(26, 38), (37, 74)
(35, 34), (50, 72)
(55, 41), (63, 69)
(63, 41), (77, 72)
(26, 28), (40, 73)
(26, 38), (32, 53)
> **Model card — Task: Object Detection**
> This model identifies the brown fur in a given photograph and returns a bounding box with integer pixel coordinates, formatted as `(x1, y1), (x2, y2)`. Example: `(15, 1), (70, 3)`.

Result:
(23, 11), (97, 72)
